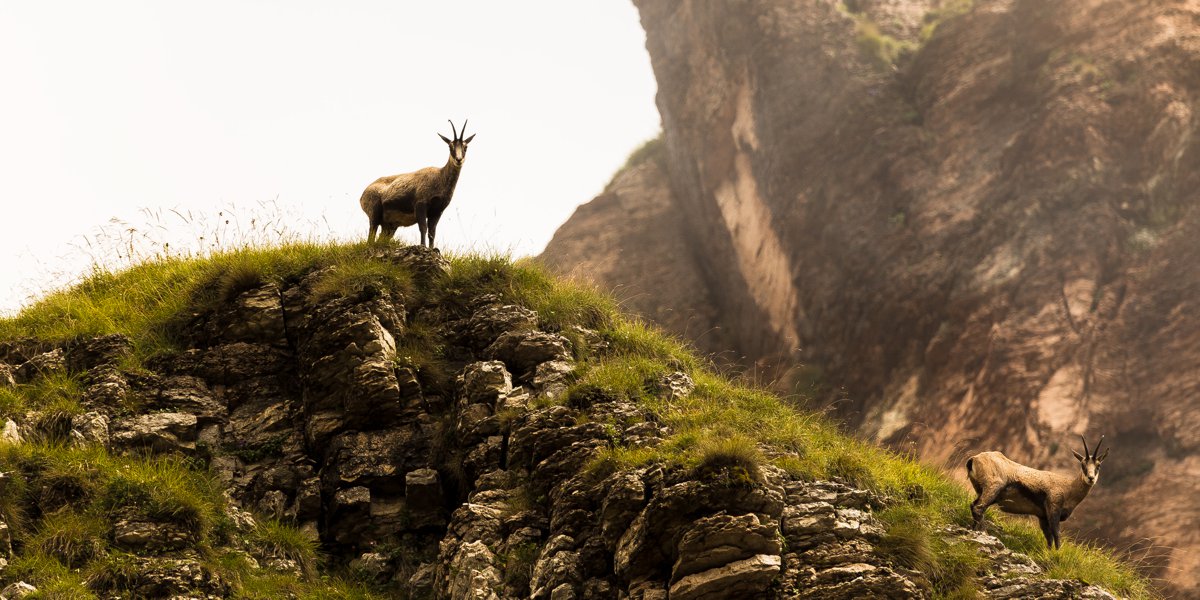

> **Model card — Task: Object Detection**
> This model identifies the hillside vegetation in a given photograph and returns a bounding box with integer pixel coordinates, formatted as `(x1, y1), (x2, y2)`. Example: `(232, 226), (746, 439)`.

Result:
(0, 242), (1153, 598)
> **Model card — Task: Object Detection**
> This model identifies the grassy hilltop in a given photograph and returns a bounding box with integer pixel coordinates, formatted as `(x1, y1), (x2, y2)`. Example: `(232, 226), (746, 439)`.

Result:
(0, 242), (1154, 598)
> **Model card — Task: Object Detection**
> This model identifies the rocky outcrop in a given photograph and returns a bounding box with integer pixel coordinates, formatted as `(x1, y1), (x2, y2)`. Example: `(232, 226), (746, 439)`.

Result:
(541, 0), (1200, 593)
(0, 246), (1123, 598)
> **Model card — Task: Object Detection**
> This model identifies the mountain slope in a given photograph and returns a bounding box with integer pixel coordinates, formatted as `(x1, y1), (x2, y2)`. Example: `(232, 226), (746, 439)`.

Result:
(0, 243), (1149, 598)
(541, 0), (1200, 594)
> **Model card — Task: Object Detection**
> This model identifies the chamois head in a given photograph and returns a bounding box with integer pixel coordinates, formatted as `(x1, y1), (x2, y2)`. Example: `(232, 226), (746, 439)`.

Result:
(1071, 435), (1109, 486)
(438, 119), (475, 166)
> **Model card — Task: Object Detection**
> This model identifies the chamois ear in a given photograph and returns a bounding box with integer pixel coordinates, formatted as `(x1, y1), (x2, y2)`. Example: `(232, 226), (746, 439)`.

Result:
(1072, 449), (1085, 462)
(1097, 447), (1109, 463)
(463, 134), (475, 144)
(439, 133), (452, 144)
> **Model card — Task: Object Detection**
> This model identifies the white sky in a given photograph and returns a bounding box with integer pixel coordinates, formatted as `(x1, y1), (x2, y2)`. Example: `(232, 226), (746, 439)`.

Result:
(0, 2), (659, 313)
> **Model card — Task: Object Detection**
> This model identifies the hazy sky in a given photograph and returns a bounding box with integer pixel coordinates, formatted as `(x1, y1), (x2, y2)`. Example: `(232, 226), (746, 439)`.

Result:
(0, 2), (659, 312)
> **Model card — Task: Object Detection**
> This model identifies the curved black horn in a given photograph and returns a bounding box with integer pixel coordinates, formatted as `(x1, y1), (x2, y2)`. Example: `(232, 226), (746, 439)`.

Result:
(1080, 435), (1090, 458)
(1095, 435), (1105, 456)
(448, 119), (458, 140)
(459, 119), (468, 140)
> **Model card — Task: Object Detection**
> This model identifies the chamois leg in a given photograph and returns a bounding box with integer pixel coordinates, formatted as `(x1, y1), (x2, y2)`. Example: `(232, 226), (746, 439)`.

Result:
(428, 209), (443, 250)
(1046, 504), (1062, 549)
(368, 203), (383, 243)
(416, 203), (429, 248)
(1037, 515), (1054, 548)
(380, 225), (398, 242)
(971, 486), (1002, 531)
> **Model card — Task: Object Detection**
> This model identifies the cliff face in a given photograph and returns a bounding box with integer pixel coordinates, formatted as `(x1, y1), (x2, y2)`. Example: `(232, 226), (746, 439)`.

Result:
(542, 0), (1200, 594)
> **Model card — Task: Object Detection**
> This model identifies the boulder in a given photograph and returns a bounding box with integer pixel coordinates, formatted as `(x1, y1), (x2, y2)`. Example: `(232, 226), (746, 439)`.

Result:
(64, 334), (132, 371)
(532, 360), (574, 400)
(462, 304), (538, 350)
(668, 554), (781, 600)
(647, 371), (694, 400)
(69, 411), (110, 447)
(460, 361), (513, 405)
(0, 365), (15, 389)
(446, 540), (502, 600)
(0, 582), (36, 599)
(672, 512), (781, 581)
(14, 348), (64, 383)
(0, 420), (21, 445)
(111, 413), (198, 453)
(484, 331), (572, 378)
(113, 518), (191, 552)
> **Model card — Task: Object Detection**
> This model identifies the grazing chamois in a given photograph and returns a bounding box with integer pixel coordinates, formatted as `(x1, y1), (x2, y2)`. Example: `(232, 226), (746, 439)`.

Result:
(360, 120), (475, 248)
(966, 435), (1109, 549)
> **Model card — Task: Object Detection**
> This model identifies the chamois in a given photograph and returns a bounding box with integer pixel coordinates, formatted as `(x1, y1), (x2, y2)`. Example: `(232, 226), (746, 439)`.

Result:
(966, 436), (1109, 549)
(359, 120), (475, 248)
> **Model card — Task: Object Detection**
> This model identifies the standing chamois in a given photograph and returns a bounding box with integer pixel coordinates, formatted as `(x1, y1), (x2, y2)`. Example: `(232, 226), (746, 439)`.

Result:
(359, 120), (475, 248)
(966, 435), (1109, 549)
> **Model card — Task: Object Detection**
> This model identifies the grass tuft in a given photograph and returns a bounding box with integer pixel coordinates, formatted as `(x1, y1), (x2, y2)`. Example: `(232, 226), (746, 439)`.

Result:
(27, 511), (108, 569)
(252, 518), (320, 577)
(693, 435), (763, 483)
(308, 259), (414, 303)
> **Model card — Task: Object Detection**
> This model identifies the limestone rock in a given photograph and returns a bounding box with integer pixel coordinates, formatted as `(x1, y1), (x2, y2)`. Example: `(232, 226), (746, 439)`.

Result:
(111, 412), (198, 453)
(672, 512), (781, 581)
(14, 348), (64, 383)
(64, 334), (132, 372)
(125, 556), (227, 598)
(460, 361), (513, 405)
(446, 540), (502, 600)
(113, 518), (191, 552)
(82, 366), (130, 407)
(668, 554), (780, 600)
(0, 582), (36, 599)
(981, 576), (1119, 600)
(69, 411), (109, 447)
(463, 304), (538, 350)
(532, 360), (574, 400)
(371, 243), (451, 282)
(350, 552), (392, 582)
(647, 371), (694, 400)
(0, 420), (21, 445)
(0, 365), (15, 389)
(484, 330), (572, 378)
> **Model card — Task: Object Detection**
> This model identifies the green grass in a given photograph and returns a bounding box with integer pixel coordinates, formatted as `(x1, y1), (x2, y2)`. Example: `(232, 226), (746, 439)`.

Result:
(0, 439), (384, 598)
(0, 373), (84, 423)
(27, 511), (108, 569)
(920, 0), (975, 42)
(855, 20), (917, 69)
(0, 242), (378, 360)
(251, 517), (320, 577)
(620, 135), (665, 172)
(440, 254), (619, 334)
(307, 258), (414, 303)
